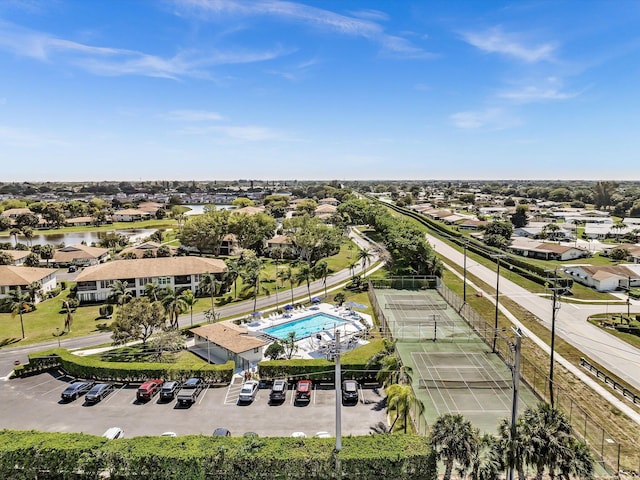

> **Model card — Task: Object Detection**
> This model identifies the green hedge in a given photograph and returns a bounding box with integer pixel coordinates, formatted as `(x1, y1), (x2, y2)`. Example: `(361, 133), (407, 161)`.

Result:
(14, 348), (234, 384)
(0, 430), (436, 480)
(258, 338), (385, 382)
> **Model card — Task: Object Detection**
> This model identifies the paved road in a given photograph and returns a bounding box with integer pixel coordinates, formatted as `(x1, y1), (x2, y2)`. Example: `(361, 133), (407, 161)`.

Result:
(0, 230), (380, 377)
(428, 234), (640, 391)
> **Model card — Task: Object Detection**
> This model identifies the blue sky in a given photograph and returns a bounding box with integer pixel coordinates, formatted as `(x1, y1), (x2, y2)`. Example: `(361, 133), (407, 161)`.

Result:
(1, 0), (639, 182)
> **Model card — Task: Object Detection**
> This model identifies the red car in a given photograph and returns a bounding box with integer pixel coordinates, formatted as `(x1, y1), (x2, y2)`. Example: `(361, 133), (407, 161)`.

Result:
(136, 379), (164, 401)
(295, 380), (312, 404)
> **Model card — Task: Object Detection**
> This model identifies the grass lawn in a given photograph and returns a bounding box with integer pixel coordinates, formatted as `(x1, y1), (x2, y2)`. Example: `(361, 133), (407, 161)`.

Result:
(0, 293), (107, 348)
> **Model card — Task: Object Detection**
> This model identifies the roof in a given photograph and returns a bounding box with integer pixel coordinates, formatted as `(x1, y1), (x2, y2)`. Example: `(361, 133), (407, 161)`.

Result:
(315, 204), (337, 214)
(0, 208), (32, 217)
(112, 208), (151, 216)
(1, 249), (31, 261)
(118, 241), (178, 258)
(54, 244), (110, 262)
(267, 235), (293, 246)
(191, 322), (268, 354)
(0, 265), (55, 287)
(570, 265), (638, 280)
(75, 256), (227, 282)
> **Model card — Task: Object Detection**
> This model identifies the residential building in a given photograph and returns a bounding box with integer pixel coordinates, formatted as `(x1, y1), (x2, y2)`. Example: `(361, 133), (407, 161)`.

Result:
(74, 256), (227, 303)
(111, 208), (152, 222)
(118, 241), (177, 259)
(54, 245), (110, 266)
(562, 264), (640, 292)
(0, 266), (57, 303)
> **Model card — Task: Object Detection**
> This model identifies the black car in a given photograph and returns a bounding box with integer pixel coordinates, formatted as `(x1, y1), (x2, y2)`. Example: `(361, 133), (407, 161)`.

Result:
(342, 380), (359, 405)
(212, 428), (231, 436)
(159, 381), (181, 401)
(269, 379), (288, 403)
(85, 383), (115, 404)
(61, 381), (95, 401)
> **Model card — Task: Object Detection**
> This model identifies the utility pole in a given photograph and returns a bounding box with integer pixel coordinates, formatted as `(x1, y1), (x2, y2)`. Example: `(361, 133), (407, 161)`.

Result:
(491, 254), (507, 353)
(546, 268), (565, 407)
(463, 240), (468, 305)
(507, 327), (523, 480)
(335, 329), (342, 452)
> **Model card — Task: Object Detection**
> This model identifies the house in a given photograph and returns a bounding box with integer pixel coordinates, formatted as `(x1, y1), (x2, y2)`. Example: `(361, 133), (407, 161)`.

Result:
(233, 206), (265, 216)
(190, 322), (269, 370)
(74, 256), (227, 303)
(318, 197), (339, 206)
(457, 219), (488, 231)
(265, 235), (297, 258)
(562, 265), (640, 292)
(111, 208), (152, 222)
(314, 204), (337, 220)
(219, 234), (240, 256)
(0, 208), (33, 219)
(0, 266), (57, 303)
(1, 249), (32, 266)
(584, 223), (631, 240)
(137, 202), (164, 214)
(65, 216), (94, 227)
(54, 244), (110, 266)
(118, 241), (177, 259)
(509, 241), (588, 261)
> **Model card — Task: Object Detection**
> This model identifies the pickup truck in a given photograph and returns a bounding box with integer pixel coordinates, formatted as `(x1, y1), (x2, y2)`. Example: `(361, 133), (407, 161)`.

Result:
(176, 378), (205, 405)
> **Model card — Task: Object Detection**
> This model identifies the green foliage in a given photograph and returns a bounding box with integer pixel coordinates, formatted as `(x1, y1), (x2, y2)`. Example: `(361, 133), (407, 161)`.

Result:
(15, 348), (234, 383)
(0, 431), (436, 480)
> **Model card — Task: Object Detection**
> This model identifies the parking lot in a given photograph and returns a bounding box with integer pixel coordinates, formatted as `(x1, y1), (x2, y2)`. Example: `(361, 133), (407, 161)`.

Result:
(0, 373), (388, 438)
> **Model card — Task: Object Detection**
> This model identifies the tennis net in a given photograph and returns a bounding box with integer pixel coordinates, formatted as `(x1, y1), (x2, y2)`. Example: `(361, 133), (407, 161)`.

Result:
(385, 302), (448, 310)
(419, 378), (512, 390)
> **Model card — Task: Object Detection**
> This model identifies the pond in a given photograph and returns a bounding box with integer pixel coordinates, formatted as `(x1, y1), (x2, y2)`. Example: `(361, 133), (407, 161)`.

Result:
(2, 228), (158, 247)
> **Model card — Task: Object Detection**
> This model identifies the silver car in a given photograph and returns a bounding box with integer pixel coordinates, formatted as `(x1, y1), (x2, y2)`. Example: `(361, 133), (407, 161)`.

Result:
(238, 380), (259, 404)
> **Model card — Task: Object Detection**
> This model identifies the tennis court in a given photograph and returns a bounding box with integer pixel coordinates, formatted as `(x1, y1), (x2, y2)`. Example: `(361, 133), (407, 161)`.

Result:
(372, 286), (538, 433)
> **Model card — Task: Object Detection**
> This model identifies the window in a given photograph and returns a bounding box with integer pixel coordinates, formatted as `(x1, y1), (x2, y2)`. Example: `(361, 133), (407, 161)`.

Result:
(158, 277), (171, 286)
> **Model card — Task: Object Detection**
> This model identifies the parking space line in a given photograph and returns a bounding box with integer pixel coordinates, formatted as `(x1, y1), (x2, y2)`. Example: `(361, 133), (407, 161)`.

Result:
(358, 384), (364, 404)
(312, 384), (316, 405)
(44, 383), (65, 396)
(224, 383), (242, 405)
(198, 386), (209, 405)
(25, 375), (64, 391)
(101, 384), (127, 405)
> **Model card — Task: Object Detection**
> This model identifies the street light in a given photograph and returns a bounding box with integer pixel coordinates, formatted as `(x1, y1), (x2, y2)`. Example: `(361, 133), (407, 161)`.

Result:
(507, 327), (523, 480)
(491, 254), (507, 353)
(55, 327), (61, 348)
(546, 268), (565, 407)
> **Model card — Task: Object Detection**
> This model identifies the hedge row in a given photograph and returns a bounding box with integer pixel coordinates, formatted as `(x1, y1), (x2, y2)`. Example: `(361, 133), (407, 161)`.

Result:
(14, 348), (234, 384)
(258, 338), (385, 382)
(0, 430), (436, 480)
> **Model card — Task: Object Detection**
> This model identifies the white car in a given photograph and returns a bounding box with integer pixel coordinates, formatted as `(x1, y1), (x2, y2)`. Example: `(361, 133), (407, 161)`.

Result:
(314, 431), (331, 438)
(290, 431), (307, 438)
(161, 432), (177, 437)
(238, 380), (259, 404)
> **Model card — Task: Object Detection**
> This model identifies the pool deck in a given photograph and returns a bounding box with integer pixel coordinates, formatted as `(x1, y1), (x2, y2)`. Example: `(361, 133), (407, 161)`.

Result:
(244, 303), (374, 360)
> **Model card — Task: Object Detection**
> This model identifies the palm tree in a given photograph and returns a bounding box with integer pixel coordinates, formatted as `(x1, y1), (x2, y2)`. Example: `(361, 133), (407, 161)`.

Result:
(144, 282), (160, 301)
(558, 438), (595, 480)
(241, 259), (269, 313)
(199, 272), (222, 321)
(357, 247), (373, 273)
(312, 260), (329, 299)
(10, 228), (21, 247)
(8, 287), (31, 339)
(21, 226), (34, 247)
(468, 433), (504, 480)
(376, 355), (413, 387)
(278, 266), (295, 305)
(430, 413), (478, 480)
(386, 383), (424, 434)
(180, 289), (198, 327)
(224, 259), (241, 299)
(109, 280), (132, 308)
(62, 300), (73, 333)
(497, 417), (529, 480)
(39, 244), (54, 266)
(522, 403), (572, 480)
(294, 263), (312, 302)
(26, 281), (43, 303)
(160, 286), (187, 329)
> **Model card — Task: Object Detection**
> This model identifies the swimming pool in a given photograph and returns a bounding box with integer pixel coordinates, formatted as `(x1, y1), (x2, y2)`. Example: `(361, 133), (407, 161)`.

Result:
(262, 313), (347, 340)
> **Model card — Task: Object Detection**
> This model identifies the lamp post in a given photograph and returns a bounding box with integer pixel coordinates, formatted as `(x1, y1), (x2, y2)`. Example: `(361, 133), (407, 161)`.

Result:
(491, 254), (507, 353)
(627, 276), (632, 321)
(335, 329), (342, 452)
(462, 241), (468, 305)
(55, 327), (61, 348)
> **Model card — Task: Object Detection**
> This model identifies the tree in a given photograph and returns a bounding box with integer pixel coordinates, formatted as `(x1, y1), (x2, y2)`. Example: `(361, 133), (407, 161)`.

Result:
(156, 245), (172, 257)
(542, 223), (561, 241)
(278, 266), (295, 305)
(558, 438), (595, 480)
(510, 205), (529, 228)
(61, 300), (74, 332)
(0, 250), (13, 265)
(110, 297), (165, 345)
(144, 282), (160, 301)
(497, 417), (529, 480)
(430, 413), (478, 480)
(42, 202), (66, 228)
(231, 197), (254, 208)
(357, 247), (374, 273)
(26, 281), (43, 303)
(386, 384), (424, 434)
(296, 198), (318, 215)
(39, 244), (54, 266)
(592, 181), (618, 210)
(466, 433), (504, 480)
(8, 287), (31, 339)
(15, 212), (39, 230)
(283, 214), (343, 267)
(282, 331), (298, 359)
(376, 355), (413, 387)
(333, 292), (345, 306)
(312, 260), (330, 299)
(160, 286), (187, 329)
(229, 212), (277, 252)
(180, 289), (198, 327)
(240, 257), (269, 313)
(294, 262), (312, 303)
(21, 226), (34, 247)
(23, 252), (40, 267)
(264, 341), (285, 360)
(109, 280), (133, 307)
(199, 272), (222, 321)
(179, 208), (230, 255)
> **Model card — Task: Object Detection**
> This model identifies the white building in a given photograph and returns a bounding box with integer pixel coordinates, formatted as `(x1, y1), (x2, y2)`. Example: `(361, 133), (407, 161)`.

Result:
(0, 266), (57, 303)
(74, 256), (227, 303)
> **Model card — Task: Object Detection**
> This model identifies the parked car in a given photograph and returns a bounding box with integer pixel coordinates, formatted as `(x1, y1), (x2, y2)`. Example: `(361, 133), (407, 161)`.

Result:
(269, 379), (288, 403)
(290, 431), (307, 438)
(137, 379), (164, 401)
(238, 380), (259, 404)
(161, 432), (177, 437)
(159, 381), (181, 401)
(314, 431), (331, 438)
(102, 427), (124, 440)
(294, 379), (312, 404)
(176, 378), (205, 405)
(212, 428), (231, 436)
(342, 379), (359, 405)
(61, 381), (95, 401)
(68, 265), (77, 273)
(85, 383), (115, 404)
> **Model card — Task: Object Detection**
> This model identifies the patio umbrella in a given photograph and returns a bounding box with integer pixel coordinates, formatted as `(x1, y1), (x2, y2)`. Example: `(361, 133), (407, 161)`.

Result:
(252, 311), (263, 317)
(311, 296), (322, 303)
(346, 301), (367, 309)
(284, 304), (293, 311)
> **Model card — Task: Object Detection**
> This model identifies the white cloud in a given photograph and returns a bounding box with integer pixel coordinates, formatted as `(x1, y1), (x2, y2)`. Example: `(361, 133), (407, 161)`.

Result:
(162, 110), (225, 122)
(498, 85), (580, 103)
(177, 123), (286, 141)
(461, 27), (555, 63)
(0, 20), (289, 79)
(450, 108), (521, 130)
(172, 0), (433, 59)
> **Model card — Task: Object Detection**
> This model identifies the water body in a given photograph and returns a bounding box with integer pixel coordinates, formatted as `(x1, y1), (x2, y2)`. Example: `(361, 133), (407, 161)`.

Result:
(3, 228), (157, 247)
(184, 204), (236, 216)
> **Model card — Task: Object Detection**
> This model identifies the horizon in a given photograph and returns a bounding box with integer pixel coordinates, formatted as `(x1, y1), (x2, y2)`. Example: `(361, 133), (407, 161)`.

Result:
(1, 1), (639, 181)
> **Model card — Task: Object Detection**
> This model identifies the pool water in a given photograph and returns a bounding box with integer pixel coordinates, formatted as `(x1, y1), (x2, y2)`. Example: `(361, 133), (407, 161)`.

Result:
(262, 313), (346, 340)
